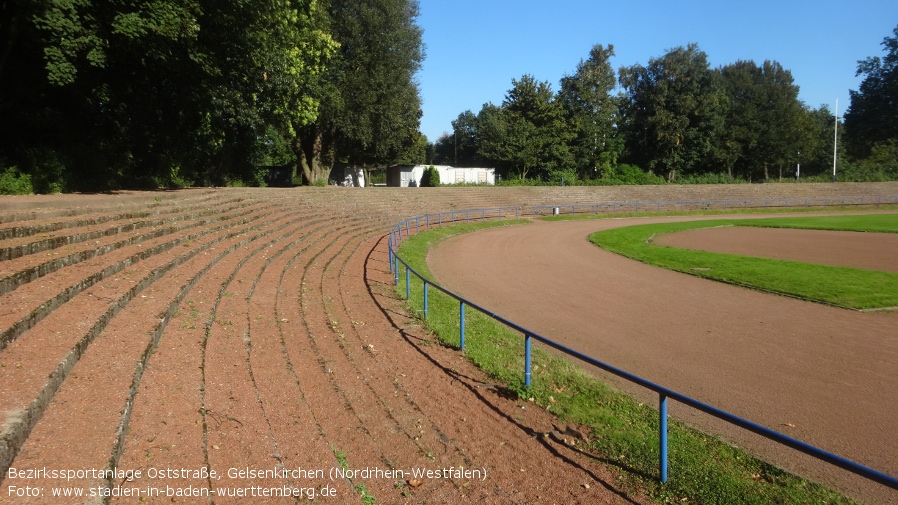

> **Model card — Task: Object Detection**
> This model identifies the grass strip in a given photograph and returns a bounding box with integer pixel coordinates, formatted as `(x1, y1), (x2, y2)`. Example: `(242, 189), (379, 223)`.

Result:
(395, 219), (854, 505)
(589, 214), (898, 310)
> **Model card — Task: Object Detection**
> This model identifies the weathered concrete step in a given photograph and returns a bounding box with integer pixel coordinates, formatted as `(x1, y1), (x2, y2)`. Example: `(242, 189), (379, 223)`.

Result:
(8, 210), (346, 500)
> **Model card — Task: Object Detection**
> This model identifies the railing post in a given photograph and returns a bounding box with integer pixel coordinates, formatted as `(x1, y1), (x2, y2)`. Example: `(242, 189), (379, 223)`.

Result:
(423, 282), (429, 319)
(388, 235), (393, 273)
(394, 257), (399, 285)
(459, 302), (466, 351)
(405, 266), (411, 300)
(660, 393), (669, 483)
(524, 335), (532, 387)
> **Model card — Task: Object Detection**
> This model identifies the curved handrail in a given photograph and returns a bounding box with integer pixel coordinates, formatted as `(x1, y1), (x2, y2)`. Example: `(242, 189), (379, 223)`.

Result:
(386, 204), (898, 491)
(532, 195), (898, 216)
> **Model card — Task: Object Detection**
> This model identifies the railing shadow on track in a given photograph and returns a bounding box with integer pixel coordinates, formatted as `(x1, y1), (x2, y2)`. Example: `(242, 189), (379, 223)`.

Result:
(386, 201), (898, 491)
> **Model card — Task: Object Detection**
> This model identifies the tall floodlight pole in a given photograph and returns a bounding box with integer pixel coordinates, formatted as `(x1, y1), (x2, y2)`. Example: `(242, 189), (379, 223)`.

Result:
(833, 99), (838, 182)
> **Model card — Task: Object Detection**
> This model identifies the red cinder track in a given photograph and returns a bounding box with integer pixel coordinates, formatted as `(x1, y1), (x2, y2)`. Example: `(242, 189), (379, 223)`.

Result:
(428, 214), (898, 505)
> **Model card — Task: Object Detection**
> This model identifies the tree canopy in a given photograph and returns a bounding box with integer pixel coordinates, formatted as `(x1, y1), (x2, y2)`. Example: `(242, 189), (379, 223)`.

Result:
(2, 10), (895, 192)
(0, 0), (424, 191)
(845, 24), (898, 161)
(428, 26), (897, 185)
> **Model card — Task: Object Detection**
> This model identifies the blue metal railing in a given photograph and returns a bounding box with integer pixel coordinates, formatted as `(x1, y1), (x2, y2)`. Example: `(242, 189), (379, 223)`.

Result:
(532, 194), (898, 216)
(387, 203), (898, 491)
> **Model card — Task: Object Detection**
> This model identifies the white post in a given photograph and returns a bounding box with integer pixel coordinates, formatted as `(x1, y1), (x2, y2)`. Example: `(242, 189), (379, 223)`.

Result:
(833, 99), (838, 182)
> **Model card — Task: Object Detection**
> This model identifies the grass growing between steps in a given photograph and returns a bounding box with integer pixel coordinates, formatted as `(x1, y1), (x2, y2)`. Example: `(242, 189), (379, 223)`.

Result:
(590, 214), (898, 310)
(394, 219), (854, 505)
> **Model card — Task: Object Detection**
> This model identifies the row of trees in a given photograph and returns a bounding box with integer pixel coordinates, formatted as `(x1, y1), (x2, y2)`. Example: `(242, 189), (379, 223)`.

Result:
(0, 0), (425, 191)
(432, 26), (898, 184)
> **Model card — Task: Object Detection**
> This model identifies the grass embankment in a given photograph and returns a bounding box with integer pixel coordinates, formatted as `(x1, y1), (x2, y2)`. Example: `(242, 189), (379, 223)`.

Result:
(394, 218), (854, 505)
(589, 213), (898, 310)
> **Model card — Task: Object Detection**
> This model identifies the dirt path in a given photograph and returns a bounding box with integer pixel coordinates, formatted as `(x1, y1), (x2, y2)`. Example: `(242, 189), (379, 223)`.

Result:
(427, 216), (898, 505)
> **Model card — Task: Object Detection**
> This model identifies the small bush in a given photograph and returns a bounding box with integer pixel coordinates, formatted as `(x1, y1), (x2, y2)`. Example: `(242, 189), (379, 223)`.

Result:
(548, 168), (579, 186)
(837, 158), (898, 182)
(593, 164), (666, 185)
(0, 167), (34, 195)
(677, 172), (744, 185)
(420, 165), (440, 187)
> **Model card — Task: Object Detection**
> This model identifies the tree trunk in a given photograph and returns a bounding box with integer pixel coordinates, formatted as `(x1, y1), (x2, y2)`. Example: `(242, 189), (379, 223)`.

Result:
(293, 126), (333, 185)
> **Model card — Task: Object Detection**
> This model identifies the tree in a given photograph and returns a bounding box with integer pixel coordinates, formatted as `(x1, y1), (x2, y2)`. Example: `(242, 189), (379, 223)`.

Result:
(449, 110), (485, 167)
(419, 164), (439, 186)
(618, 44), (725, 181)
(718, 60), (804, 181)
(431, 132), (453, 165)
(0, 0), (335, 190)
(796, 105), (838, 177)
(844, 24), (898, 160)
(296, 0), (425, 184)
(558, 44), (620, 179)
(478, 75), (572, 180)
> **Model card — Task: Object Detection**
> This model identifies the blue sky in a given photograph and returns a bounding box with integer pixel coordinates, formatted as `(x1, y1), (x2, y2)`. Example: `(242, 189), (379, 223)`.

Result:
(416, 0), (898, 143)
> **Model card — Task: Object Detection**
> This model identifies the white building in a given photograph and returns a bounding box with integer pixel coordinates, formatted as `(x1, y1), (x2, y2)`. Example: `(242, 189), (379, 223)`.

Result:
(387, 165), (496, 187)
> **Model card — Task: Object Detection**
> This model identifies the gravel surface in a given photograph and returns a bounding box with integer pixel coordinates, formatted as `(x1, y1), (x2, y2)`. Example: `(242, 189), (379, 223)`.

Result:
(428, 215), (898, 505)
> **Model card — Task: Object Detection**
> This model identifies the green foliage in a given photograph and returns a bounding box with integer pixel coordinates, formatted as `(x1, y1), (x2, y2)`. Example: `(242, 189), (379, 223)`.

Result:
(837, 155), (898, 182)
(845, 24), (898, 160)
(0, 167), (34, 195)
(429, 165), (441, 186)
(558, 44), (621, 179)
(431, 110), (482, 166)
(31, 0), (108, 86)
(717, 60), (805, 181)
(595, 164), (666, 185)
(548, 168), (579, 185)
(367, 170), (387, 185)
(1, 0), (336, 190)
(478, 75), (573, 181)
(296, 0), (425, 184)
(676, 172), (743, 185)
(433, 26), (898, 185)
(420, 164), (440, 187)
(618, 44), (726, 181)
